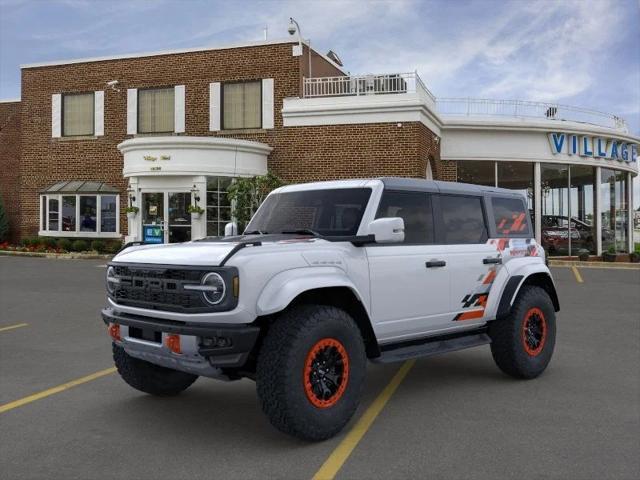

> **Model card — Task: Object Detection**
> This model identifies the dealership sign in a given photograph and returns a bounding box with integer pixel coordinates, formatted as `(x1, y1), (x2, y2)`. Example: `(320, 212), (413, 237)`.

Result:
(548, 133), (637, 163)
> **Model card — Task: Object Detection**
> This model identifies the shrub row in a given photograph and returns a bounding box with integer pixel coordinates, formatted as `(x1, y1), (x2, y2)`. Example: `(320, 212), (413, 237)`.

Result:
(17, 237), (122, 254)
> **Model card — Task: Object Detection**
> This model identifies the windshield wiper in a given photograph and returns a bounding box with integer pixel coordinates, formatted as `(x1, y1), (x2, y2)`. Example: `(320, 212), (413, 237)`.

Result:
(281, 228), (322, 237)
(244, 230), (268, 235)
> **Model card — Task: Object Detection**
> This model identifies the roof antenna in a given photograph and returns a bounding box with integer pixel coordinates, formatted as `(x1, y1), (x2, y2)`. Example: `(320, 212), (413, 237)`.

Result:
(263, 25), (268, 41)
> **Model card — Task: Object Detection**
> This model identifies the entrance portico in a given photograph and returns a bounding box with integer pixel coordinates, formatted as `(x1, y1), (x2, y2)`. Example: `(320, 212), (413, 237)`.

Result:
(118, 136), (271, 243)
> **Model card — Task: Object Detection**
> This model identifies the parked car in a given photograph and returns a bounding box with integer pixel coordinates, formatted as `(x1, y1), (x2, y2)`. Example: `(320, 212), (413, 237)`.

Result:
(102, 178), (559, 441)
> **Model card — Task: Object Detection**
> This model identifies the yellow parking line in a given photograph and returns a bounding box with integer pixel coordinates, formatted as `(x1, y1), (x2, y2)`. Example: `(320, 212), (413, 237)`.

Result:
(571, 266), (584, 283)
(0, 323), (28, 333)
(0, 367), (116, 414)
(312, 359), (416, 480)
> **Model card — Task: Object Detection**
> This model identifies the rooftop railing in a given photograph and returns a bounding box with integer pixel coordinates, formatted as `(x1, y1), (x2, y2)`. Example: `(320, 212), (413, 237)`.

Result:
(436, 98), (628, 132)
(303, 72), (436, 102)
(301, 73), (628, 132)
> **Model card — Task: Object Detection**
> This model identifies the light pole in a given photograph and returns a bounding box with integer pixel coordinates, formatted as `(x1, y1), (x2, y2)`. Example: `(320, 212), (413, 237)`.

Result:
(288, 17), (312, 79)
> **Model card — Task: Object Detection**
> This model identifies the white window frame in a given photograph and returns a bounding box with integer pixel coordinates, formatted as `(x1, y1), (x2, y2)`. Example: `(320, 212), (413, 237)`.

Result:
(38, 193), (121, 238)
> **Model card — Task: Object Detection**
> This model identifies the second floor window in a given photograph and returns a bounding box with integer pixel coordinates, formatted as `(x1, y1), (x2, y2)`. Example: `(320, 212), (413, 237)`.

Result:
(138, 87), (174, 133)
(63, 92), (94, 136)
(223, 81), (261, 129)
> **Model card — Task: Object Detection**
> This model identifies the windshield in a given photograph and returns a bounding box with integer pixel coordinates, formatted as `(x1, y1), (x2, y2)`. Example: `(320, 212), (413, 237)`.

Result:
(245, 188), (372, 237)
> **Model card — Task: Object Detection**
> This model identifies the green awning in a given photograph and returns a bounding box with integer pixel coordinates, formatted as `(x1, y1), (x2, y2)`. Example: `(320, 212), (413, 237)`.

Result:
(41, 181), (120, 194)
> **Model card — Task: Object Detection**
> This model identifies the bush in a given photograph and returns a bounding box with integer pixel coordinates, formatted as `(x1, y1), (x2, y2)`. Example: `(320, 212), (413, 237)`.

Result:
(91, 240), (106, 253)
(106, 240), (122, 254)
(71, 239), (89, 252)
(0, 195), (9, 243)
(21, 237), (36, 247)
(57, 238), (73, 252)
(40, 237), (58, 249)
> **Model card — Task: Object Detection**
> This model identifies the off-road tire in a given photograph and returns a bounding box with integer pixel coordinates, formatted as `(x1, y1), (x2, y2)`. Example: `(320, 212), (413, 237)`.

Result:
(256, 304), (367, 441)
(489, 285), (556, 379)
(112, 343), (198, 396)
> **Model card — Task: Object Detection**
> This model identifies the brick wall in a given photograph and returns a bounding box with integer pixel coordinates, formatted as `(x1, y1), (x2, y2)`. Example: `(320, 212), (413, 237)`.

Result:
(0, 101), (21, 242)
(16, 41), (440, 240)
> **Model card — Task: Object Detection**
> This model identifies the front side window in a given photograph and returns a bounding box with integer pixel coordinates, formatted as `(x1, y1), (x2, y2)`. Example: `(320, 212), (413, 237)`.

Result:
(223, 81), (261, 129)
(246, 188), (372, 237)
(491, 197), (532, 237)
(376, 191), (434, 244)
(63, 92), (94, 136)
(138, 87), (174, 133)
(439, 195), (487, 244)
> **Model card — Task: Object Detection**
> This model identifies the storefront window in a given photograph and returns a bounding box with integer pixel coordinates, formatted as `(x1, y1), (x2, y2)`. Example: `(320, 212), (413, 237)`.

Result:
(457, 160), (495, 186)
(541, 164), (569, 256)
(62, 196), (76, 232)
(601, 169), (628, 253)
(497, 162), (534, 211)
(79, 196), (97, 232)
(206, 177), (233, 236)
(570, 165), (596, 254)
(101, 195), (117, 233)
(48, 197), (59, 231)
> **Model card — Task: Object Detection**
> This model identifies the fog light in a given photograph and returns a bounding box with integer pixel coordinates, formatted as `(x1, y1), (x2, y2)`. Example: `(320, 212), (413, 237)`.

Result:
(108, 323), (121, 342)
(201, 336), (232, 348)
(165, 334), (181, 354)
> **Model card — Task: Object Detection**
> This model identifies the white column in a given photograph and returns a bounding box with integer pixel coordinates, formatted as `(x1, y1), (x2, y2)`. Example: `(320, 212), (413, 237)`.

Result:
(628, 172), (633, 253)
(534, 162), (541, 244)
(191, 175), (208, 240)
(125, 177), (140, 243)
(595, 167), (602, 256)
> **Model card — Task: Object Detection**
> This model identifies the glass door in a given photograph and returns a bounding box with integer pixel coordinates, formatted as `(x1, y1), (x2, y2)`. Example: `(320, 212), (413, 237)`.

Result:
(142, 192), (165, 244)
(167, 192), (191, 243)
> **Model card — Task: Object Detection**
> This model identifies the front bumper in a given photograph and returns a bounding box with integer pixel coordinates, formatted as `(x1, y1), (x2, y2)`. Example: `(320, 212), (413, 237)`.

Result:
(102, 307), (260, 373)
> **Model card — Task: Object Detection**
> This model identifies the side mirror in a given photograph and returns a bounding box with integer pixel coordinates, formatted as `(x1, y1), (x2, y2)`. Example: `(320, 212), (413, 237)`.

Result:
(368, 217), (404, 243)
(224, 222), (238, 237)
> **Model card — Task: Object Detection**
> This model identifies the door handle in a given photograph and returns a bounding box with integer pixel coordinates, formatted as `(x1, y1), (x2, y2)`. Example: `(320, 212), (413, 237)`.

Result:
(483, 257), (502, 264)
(426, 260), (446, 268)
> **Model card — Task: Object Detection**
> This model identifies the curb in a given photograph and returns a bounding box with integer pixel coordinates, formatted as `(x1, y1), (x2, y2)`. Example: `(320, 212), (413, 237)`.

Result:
(0, 250), (113, 260)
(549, 260), (640, 270)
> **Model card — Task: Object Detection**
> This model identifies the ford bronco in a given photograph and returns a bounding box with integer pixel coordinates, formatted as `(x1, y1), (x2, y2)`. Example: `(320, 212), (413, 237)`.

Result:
(103, 178), (559, 441)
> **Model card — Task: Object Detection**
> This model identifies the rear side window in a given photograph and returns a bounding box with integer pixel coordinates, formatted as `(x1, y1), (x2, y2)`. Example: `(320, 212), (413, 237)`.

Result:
(376, 191), (434, 244)
(492, 197), (532, 237)
(439, 195), (487, 244)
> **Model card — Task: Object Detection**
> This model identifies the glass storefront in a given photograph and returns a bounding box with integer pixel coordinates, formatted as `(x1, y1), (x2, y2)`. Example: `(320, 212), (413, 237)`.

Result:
(206, 176), (233, 236)
(601, 169), (629, 253)
(456, 160), (632, 256)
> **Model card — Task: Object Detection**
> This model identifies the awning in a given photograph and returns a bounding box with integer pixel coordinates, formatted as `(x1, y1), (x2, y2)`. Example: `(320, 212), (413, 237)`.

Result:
(40, 181), (120, 194)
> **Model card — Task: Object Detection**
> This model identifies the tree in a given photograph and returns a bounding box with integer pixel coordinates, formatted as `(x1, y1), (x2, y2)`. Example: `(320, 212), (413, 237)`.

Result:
(0, 195), (9, 243)
(226, 172), (285, 230)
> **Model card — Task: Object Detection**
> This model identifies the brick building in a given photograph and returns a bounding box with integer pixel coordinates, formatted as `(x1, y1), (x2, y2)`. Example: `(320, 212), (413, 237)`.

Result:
(0, 38), (637, 255)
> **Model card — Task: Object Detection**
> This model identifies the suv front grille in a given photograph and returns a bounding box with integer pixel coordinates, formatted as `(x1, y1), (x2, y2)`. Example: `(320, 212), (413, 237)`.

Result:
(111, 265), (215, 313)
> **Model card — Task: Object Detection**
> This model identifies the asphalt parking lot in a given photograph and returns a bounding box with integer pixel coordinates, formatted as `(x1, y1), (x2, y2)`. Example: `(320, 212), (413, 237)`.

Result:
(1, 256), (639, 480)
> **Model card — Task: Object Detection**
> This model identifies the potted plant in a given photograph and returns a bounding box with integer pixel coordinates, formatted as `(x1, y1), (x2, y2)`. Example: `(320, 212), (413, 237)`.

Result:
(630, 244), (640, 263)
(577, 249), (590, 262)
(187, 204), (204, 220)
(603, 245), (617, 262)
(125, 206), (139, 221)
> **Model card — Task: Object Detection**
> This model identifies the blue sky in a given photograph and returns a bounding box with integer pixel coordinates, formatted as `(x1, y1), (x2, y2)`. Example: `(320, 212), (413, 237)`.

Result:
(1, 0), (639, 202)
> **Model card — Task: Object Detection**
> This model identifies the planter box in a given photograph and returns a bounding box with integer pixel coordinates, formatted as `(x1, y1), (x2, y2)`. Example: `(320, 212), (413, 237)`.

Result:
(126, 212), (137, 221)
(191, 212), (203, 220)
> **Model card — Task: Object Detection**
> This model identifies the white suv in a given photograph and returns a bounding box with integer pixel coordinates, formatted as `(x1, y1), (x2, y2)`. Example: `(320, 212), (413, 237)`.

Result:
(103, 178), (559, 441)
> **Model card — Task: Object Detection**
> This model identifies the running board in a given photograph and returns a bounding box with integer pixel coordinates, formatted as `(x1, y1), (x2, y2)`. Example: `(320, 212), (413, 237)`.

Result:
(373, 330), (491, 364)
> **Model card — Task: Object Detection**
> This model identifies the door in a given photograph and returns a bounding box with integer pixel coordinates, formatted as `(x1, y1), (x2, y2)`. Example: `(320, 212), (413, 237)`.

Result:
(366, 191), (451, 342)
(435, 194), (496, 323)
(142, 192), (192, 244)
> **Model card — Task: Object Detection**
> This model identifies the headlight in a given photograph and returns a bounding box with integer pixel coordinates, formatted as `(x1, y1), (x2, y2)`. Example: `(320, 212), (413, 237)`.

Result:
(185, 272), (226, 305)
(106, 266), (119, 294)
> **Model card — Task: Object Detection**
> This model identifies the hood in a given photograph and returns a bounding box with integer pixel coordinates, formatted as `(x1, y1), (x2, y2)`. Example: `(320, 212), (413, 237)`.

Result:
(112, 241), (238, 266)
(112, 235), (323, 266)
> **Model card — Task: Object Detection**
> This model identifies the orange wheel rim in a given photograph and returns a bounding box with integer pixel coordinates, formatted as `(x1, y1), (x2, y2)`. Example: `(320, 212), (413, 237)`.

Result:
(303, 338), (350, 409)
(522, 307), (547, 357)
